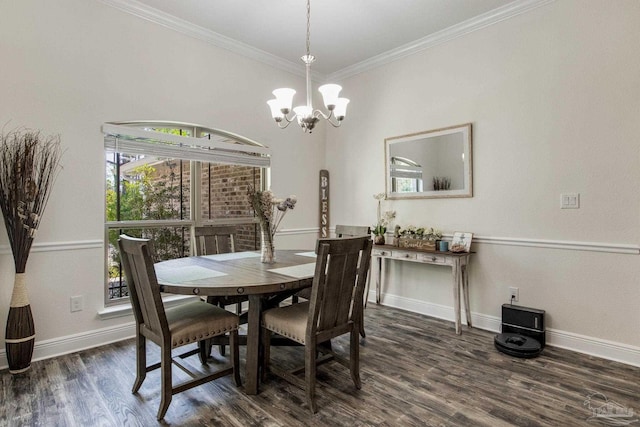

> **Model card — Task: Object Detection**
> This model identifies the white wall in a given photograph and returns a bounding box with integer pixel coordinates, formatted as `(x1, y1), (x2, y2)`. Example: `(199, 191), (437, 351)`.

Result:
(327, 0), (640, 359)
(0, 0), (323, 359)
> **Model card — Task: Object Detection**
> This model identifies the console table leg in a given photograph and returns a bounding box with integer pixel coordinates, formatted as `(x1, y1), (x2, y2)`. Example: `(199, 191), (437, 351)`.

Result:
(462, 264), (472, 328)
(364, 263), (372, 308)
(376, 257), (384, 304)
(452, 260), (461, 335)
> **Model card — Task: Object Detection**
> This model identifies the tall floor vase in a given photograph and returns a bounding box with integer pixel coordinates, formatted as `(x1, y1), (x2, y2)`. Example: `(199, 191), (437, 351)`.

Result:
(5, 273), (35, 374)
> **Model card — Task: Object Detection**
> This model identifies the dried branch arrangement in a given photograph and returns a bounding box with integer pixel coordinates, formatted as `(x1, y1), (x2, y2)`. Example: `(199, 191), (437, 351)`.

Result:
(0, 128), (62, 273)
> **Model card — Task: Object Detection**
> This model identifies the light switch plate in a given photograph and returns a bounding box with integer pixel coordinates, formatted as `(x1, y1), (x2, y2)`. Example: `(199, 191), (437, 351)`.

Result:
(561, 193), (580, 209)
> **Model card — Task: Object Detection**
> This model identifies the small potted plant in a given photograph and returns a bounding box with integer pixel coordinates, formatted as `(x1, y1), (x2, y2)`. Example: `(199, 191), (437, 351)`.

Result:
(372, 193), (395, 245)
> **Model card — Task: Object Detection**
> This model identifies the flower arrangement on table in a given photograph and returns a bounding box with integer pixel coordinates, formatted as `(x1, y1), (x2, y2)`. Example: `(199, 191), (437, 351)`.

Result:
(372, 193), (396, 245)
(395, 225), (442, 250)
(247, 185), (297, 263)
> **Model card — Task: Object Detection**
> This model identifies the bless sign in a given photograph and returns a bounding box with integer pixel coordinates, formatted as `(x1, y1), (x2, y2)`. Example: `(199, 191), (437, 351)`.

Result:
(319, 170), (329, 238)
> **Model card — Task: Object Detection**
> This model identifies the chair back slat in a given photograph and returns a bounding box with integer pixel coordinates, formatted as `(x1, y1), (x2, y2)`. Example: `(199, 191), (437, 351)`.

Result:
(335, 225), (371, 238)
(118, 235), (169, 340)
(308, 237), (372, 338)
(194, 226), (236, 255)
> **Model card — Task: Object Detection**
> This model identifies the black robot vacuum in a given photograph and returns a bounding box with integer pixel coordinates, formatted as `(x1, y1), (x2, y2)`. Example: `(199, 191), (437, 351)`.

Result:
(494, 333), (543, 358)
(494, 304), (545, 358)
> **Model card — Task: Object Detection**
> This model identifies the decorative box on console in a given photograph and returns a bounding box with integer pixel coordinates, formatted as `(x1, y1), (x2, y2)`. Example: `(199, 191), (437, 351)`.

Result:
(396, 237), (437, 251)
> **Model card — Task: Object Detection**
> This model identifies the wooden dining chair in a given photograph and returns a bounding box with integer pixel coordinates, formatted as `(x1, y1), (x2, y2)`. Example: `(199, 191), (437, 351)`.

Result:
(194, 225), (249, 357)
(335, 224), (371, 238)
(294, 225), (372, 338)
(194, 225), (236, 255)
(118, 234), (241, 421)
(260, 236), (373, 413)
(193, 225), (247, 314)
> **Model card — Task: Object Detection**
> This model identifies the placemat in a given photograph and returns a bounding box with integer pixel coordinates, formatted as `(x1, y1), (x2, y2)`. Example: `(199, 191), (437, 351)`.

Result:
(201, 252), (261, 261)
(268, 263), (316, 279)
(158, 265), (227, 284)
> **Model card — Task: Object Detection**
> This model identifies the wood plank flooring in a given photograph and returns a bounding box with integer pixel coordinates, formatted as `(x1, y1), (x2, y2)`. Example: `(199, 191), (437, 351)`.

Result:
(1, 305), (638, 426)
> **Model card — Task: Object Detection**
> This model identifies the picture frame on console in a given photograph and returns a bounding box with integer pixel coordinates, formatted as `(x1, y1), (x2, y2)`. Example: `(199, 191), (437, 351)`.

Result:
(451, 232), (473, 253)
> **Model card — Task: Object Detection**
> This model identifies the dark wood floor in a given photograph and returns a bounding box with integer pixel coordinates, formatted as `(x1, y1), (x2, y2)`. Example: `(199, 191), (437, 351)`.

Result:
(1, 305), (638, 426)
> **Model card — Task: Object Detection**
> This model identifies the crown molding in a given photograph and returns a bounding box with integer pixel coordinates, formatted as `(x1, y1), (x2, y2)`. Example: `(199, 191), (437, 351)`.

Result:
(327, 0), (556, 81)
(99, 0), (553, 83)
(97, 0), (308, 79)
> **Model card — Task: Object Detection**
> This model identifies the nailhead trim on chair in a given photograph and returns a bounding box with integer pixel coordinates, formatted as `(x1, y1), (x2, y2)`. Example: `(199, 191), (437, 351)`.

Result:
(261, 324), (305, 344)
(172, 324), (239, 348)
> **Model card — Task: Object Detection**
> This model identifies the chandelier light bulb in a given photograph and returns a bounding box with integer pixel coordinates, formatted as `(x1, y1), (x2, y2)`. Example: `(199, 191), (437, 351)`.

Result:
(267, 99), (285, 121)
(272, 88), (296, 114)
(333, 98), (350, 120)
(293, 105), (313, 119)
(318, 84), (342, 110)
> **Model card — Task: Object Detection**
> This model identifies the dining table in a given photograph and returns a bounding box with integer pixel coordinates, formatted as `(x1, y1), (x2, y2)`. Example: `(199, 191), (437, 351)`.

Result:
(154, 249), (317, 395)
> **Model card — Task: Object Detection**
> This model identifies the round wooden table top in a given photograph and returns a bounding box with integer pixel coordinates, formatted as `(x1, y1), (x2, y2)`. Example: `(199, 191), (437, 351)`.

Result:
(154, 249), (316, 297)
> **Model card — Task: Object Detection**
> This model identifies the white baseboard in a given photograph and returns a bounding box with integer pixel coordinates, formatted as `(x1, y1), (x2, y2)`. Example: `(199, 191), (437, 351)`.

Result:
(1, 292), (637, 371)
(367, 291), (640, 368)
(0, 322), (135, 371)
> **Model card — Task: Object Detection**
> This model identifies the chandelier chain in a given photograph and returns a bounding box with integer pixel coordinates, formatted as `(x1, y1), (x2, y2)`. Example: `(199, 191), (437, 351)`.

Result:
(306, 0), (311, 57)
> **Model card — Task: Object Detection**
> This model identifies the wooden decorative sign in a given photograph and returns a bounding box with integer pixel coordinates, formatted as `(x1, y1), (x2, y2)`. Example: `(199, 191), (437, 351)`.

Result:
(319, 170), (330, 238)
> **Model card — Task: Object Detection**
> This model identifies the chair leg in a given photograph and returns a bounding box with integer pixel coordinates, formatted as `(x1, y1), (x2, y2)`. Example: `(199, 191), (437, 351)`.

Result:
(198, 338), (212, 364)
(132, 333), (146, 393)
(350, 328), (361, 389)
(157, 345), (173, 420)
(359, 308), (366, 338)
(230, 330), (241, 386)
(260, 329), (271, 383)
(305, 341), (318, 414)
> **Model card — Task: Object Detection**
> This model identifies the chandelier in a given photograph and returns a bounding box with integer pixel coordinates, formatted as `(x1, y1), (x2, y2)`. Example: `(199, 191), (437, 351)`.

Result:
(267, 0), (349, 133)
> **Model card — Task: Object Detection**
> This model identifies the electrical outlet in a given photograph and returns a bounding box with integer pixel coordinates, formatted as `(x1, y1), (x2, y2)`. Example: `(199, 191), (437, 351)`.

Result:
(509, 287), (519, 302)
(70, 295), (84, 312)
(561, 193), (580, 209)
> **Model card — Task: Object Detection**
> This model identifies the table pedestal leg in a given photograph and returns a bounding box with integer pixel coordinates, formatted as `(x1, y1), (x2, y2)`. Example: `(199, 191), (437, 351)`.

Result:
(245, 294), (262, 395)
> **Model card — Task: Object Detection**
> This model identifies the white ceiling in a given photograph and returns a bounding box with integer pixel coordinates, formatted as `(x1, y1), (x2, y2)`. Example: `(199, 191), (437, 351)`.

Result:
(108, 0), (550, 79)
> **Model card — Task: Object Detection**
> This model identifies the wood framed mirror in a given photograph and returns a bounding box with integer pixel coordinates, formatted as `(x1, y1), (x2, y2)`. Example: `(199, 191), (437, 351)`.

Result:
(385, 123), (472, 199)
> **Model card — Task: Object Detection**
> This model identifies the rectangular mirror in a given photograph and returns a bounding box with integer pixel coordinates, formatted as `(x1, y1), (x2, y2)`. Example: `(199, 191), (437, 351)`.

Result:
(385, 123), (472, 199)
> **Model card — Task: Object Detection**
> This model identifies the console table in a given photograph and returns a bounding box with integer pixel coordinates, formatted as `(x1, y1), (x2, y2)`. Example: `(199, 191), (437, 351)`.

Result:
(369, 245), (472, 334)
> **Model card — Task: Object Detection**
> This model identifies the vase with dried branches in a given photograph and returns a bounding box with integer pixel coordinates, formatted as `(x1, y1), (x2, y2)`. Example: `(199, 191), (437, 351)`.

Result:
(0, 128), (62, 374)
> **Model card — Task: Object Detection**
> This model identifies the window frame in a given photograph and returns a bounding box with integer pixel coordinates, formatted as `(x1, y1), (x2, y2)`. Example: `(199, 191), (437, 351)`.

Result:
(103, 121), (270, 306)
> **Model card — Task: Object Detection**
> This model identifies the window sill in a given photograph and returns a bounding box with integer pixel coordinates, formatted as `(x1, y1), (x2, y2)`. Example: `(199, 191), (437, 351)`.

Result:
(97, 295), (200, 320)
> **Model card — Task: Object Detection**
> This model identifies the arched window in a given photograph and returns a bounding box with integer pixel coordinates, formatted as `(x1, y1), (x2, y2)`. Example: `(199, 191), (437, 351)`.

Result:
(103, 121), (270, 304)
(390, 156), (423, 193)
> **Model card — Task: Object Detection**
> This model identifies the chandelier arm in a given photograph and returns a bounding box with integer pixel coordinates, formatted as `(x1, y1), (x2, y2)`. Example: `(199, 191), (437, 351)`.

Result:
(313, 109), (332, 120)
(277, 118), (294, 129)
(313, 109), (342, 127)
